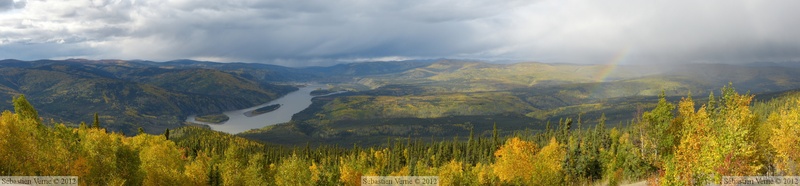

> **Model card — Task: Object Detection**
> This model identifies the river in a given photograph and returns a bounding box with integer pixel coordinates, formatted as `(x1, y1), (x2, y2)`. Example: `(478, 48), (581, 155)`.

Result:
(186, 84), (338, 134)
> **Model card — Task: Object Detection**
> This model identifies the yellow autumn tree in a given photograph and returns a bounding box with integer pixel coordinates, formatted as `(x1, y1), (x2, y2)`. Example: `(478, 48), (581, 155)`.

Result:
(309, 161), (323, 183)
(711, 86), (760, 177)
(0, 111), (38, 175)
(492, 137), (565, 185)
(471, 163), (499, 185)
(371, 148), (390, 175)
(769, 99), (800, 175)
(438, 160), (465, 186)
(531, 137), (565, 185)
(53, 127), (90, 180)
(78, 128), (127, 185)
(220, 143), (247, 185)
(668, 86), (763, 185)
(275, 154), (313, 186)
(247, 154), (270, 186)
(493, 137), (537, 184)
(390, 166), (410, 176)
(128, 134), (187, 186)
(183, 152), (211, 186)
(339, 151), (369, 186)
(669, 96), (716, 185)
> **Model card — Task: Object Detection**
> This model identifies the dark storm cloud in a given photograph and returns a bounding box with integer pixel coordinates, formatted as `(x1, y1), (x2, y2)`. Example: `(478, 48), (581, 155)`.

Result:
(0, 0), (799, 66)
(99, 0), (527, 65)
(0, 0), (25, 11)
(0, 0), (12, 10)
(0, 42), (100, 60)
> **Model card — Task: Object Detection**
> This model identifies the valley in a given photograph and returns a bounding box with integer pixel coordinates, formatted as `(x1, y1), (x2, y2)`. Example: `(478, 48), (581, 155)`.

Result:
(4, 59), (800, 140)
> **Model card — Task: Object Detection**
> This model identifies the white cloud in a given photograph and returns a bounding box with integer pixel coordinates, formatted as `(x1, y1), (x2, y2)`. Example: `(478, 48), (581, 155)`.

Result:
(1, 0), (799, 66)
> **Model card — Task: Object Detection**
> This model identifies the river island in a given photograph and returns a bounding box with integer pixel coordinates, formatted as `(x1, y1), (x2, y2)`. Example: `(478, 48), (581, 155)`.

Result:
(243, 104), (281, 117)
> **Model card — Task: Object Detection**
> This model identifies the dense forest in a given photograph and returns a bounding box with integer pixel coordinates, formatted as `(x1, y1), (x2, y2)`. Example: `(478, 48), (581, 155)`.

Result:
(2, 84), (800, 185)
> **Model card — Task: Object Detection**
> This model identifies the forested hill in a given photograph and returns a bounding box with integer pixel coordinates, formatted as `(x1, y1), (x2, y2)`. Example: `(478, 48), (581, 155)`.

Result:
(0, 59), (297, 134)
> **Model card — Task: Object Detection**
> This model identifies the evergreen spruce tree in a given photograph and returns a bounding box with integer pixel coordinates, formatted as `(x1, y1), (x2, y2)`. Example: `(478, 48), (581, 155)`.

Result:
(565, 118), (572, 131)
(467, 128), (474, 164)
(208, 165), (222, 186)
(164, 129), (170, 140)
(492, 123), (498, 145)
(92, 112), (100, 128)
(491, 122), (499, 162)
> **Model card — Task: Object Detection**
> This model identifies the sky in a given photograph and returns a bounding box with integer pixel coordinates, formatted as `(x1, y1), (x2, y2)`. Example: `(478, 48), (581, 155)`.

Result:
(1, 0), (799, 66)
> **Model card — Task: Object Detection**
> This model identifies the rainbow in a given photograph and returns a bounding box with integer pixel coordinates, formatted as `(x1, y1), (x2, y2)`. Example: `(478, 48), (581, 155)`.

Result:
(594, 47), (631, 82)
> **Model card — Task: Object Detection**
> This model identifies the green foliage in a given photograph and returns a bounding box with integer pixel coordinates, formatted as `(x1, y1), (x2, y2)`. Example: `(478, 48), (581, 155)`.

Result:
(12, 95), (38, 122)
(640, 91), (678, 165)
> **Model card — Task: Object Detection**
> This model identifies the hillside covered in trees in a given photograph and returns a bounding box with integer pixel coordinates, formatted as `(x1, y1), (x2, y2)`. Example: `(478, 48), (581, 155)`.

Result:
(0, 59), (298, 134)
(2, 83), (800, 185)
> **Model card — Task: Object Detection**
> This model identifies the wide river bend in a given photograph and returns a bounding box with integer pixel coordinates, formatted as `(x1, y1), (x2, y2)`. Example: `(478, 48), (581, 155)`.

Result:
(186, 84), (336, 134)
